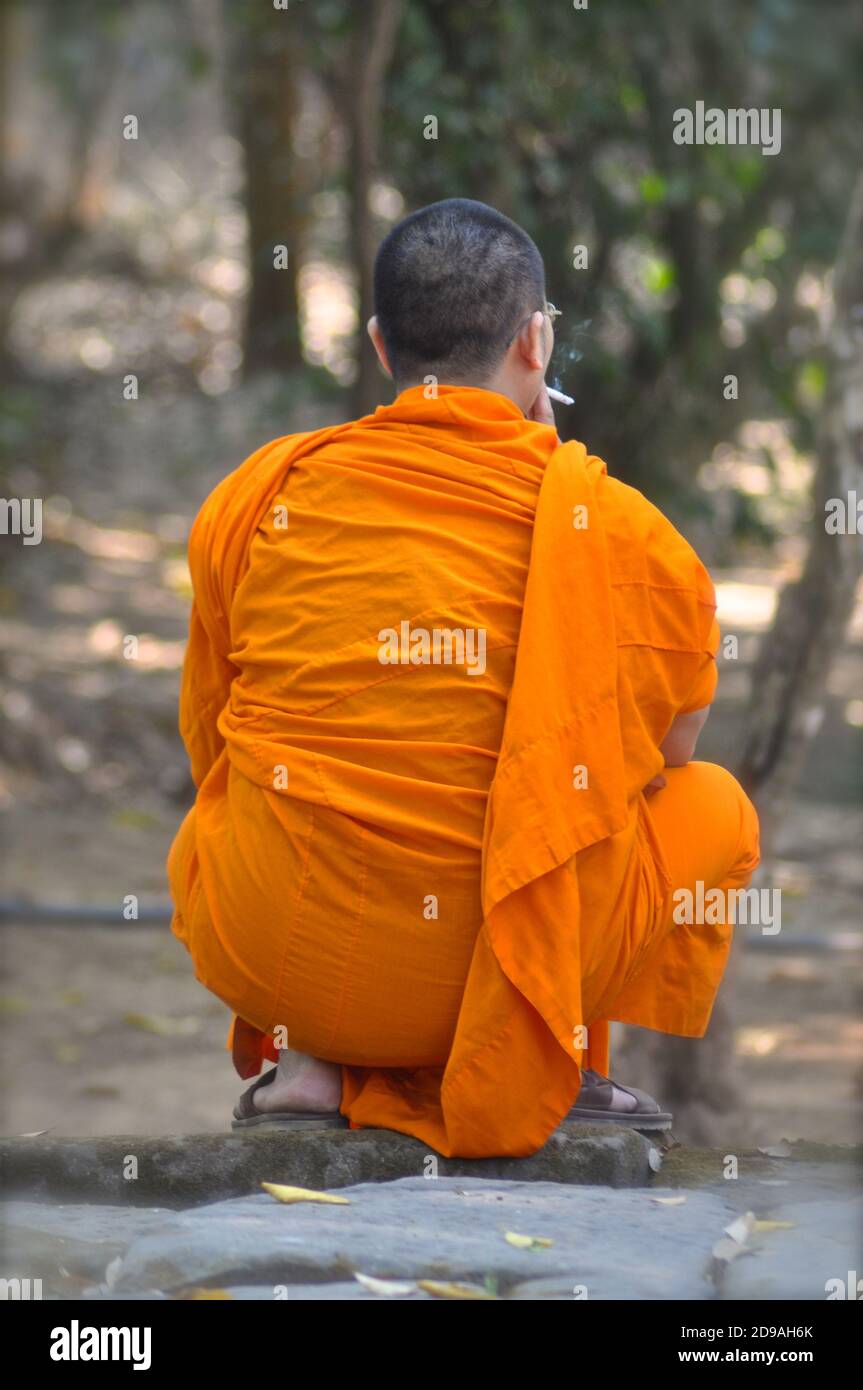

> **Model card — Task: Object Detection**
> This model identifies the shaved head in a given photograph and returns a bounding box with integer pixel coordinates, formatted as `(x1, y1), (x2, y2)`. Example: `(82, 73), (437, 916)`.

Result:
(372, 198), (546, 387)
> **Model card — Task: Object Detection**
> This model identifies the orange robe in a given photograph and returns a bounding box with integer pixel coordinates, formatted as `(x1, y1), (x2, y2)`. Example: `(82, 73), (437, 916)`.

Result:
(168, 385), (742, 1158)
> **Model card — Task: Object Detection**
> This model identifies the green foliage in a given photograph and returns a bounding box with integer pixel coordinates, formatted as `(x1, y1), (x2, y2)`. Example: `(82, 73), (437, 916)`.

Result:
(364, 0), (863, 521)
(15, 0), (863, 540)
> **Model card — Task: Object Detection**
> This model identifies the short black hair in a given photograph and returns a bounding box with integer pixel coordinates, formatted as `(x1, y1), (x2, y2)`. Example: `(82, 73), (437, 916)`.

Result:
(373, 198), (546, 385)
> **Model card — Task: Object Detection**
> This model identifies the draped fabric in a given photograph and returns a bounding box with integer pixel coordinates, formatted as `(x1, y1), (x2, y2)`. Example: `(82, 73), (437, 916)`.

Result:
(169, 386), (724, 1157)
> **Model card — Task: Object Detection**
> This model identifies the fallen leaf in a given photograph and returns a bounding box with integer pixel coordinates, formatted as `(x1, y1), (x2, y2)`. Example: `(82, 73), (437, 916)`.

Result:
(353, 1273), (416, 1297)
(649, 1195), (687, 1206)
(416, 1280), (498, 1300)
(724, 1212), (756, 1245)
(758, 1140), (793, 1158)
(261, 1181), (349, 1206)
(504, 1230), (554, 1249)
(753, 1219), (795, 1232)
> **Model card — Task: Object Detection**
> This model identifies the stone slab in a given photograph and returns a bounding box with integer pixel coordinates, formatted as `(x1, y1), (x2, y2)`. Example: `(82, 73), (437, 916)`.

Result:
(108, 1176), (735, 1299)
(719, 1194), (863, 1302)
(0, 1122), (655, 1208)
(0, 1202), (172, 1299)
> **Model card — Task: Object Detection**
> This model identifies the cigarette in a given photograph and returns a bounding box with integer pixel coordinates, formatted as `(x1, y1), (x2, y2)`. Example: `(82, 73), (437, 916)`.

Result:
(546, 386), (574, 405)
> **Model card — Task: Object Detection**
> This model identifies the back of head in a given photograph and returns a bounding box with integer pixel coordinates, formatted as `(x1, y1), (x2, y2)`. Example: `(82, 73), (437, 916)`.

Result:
(373, 198), (546, 388)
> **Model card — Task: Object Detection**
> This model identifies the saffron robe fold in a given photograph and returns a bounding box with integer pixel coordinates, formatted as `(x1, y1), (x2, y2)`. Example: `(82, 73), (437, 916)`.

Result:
(169, 385), (720, 1158)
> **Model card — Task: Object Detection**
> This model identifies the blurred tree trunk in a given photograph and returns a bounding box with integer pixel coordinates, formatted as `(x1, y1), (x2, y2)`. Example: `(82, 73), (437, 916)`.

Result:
(343, 0), (402, 417)
(0, 0), (28, 371)
(231, 8), (310, 377)
(736, 175), (863, 846)
(0, 1), (120, 372)
(619, 177), (863, 1143)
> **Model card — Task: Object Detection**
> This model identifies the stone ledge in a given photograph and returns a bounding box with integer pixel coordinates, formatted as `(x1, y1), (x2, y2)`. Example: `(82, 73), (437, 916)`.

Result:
(657, 1139), (862, 1190)
(0, 1122), (655, 1208)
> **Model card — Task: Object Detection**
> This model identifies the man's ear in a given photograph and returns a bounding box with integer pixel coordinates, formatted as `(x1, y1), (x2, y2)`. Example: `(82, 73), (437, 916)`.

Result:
(367, 316), (392, 378)
(518, 311), (547, 373)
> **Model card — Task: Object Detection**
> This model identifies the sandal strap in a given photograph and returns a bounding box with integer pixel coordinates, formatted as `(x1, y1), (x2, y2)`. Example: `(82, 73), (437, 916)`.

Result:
(233, 1066), (277, 1120)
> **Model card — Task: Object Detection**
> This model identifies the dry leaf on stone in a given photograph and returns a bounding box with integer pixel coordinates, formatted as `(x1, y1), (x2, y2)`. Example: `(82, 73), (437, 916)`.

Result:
(504, 1231), (554, 1249)
(353, 1273), (416, 1297)
(711, 1210), (757, 1270)
(417, 1280), (498, 1300)
(649, 1195), (687, 1206)
(261, 1181), (349, 1206)
(757, 1140), (793, 1158)
(724, 1212), (756, 1245)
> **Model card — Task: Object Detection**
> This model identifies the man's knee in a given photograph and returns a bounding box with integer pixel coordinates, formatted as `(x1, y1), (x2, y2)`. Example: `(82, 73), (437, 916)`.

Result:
(664, 760), (760, 880)
(688, 760), (760, 880)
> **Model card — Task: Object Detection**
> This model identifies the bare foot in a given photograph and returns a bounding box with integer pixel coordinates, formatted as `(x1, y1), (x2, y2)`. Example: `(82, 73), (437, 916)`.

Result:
(251, 1047), (342, 1115)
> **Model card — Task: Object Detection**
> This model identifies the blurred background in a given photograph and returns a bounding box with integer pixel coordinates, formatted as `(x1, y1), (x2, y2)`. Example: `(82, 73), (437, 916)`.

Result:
(1, 0), (861, 1147)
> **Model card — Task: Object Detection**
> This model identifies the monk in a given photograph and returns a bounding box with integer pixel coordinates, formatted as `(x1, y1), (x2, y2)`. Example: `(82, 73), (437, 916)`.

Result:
(168, 198), (760, 1158)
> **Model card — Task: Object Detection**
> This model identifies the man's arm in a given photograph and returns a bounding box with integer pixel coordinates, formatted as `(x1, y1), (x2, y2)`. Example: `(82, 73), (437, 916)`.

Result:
(660, 705), (710, 767)
(650, 612), (718, 790)
(644, 706), (711, 795)
(178, 491), (239, 789)
(178, 601), (237, 788)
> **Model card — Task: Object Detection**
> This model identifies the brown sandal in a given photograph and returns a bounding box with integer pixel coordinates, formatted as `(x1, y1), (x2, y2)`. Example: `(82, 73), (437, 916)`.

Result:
(231, 1067), (349, 1130)
(565, 1068), (672, 1130)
